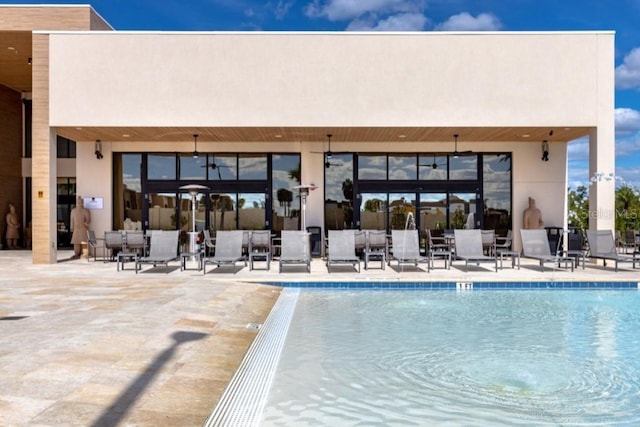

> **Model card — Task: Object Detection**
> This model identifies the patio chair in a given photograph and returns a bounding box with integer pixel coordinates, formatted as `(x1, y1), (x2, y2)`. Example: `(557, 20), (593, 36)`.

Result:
(426, 228), (451, 269)
(390, 229), (429, 271)
(453, 229), (498, 272)
(279, 230), (311, 273)
(585, 229), (639, 271)
(494, 230), (513, 252)
(104, 230), (124, 262)
(117, 230), (146, 271)
(481, 229), (496, 256)
(326, 230), (361, 273)
(203, 230), (246, 274)
(248, 230), (271, 271)
(134, 230), (180, 273)
(202, 229), (216, 257)
(364, 229), (388, 270)
(86, 230), (106, 262)
(520, 229), (574, 272)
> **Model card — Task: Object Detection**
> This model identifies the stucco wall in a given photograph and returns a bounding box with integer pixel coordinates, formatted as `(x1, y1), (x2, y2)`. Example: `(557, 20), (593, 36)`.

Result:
(48, 31), (608, 128)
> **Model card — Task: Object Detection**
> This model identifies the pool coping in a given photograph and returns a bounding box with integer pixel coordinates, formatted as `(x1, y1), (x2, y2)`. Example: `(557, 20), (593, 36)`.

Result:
(259, 281), (640, 289)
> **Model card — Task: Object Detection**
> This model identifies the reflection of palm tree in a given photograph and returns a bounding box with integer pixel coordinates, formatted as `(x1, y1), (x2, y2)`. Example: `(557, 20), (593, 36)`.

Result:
(342, 179), (353, 227)
(277, 188), (293, 216)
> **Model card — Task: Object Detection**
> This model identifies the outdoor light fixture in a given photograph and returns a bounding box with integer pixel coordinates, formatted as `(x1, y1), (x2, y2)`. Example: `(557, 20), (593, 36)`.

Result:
(541, 140), (549, 162)
(27, 57), (32, 65)
(192, 134), (199, 158)
(94, 140), (103, 160)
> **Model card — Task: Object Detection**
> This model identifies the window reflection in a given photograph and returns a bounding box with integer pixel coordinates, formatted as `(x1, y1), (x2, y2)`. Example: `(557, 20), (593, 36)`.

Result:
(239, 155), (267, 180)
(208, 155), (237, 180)
(148, 192), (178, 230)
(238, 193), (266, 230)
(419, 193), (447, 232)
(450, 192), (476, 229)
(272, 154), (301, 232)
(325, 154), (354, 230)
(148, 154), (176, 180)
(419, 155), (448, 180)
(179, 154), (206, 180)
(483, 154), (512, 233)
(358, 155), (387, 180)
(389, 193), (415, 230)
(210, 193), (236, 232)
(449, 155), (478, 180)
(115, 154), (142, 231)
(388, 155), (416, 180)
(360, 193), (387, 230)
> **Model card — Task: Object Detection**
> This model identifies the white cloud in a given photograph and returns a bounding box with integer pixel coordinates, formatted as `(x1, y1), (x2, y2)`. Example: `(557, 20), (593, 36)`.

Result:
(346, 12), (426, 31)
(568, 136), (589, 162)
(434, 12), (502, 31)
(304, 0), (422, 21)
(615, 107), (640, 135)
(615, 47), (640, 90)
(274, 0), (295, 20)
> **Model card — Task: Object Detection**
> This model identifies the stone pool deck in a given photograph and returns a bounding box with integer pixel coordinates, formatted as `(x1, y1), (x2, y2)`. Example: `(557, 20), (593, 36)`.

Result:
(0, 249), (638, 426)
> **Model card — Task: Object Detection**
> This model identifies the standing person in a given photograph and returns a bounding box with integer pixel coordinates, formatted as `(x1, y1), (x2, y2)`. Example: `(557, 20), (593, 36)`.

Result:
(5, 203), (20, 249)
(70, 196), (91, 259)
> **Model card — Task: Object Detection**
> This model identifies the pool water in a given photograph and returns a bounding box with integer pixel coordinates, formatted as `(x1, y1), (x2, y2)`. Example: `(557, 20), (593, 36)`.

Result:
(260, 290), (640, 426)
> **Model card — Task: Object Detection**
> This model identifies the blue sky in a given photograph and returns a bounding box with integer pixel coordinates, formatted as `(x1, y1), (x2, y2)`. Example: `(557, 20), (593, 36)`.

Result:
(5, 0), (640, 189)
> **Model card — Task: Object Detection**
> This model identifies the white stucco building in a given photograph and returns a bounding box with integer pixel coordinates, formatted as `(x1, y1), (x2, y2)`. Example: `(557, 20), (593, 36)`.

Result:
(0, 5), (615, 263)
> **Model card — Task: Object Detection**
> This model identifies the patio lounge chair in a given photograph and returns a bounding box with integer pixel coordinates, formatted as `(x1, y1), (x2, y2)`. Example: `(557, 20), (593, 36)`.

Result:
(248, 230), (271, 271)
(585, 229), (639, 271)
(279, 230), (311, 273)
(520, 229), (574, 272)
(453, 229), (497, 272)
(134, 230), (180, 273)
(203, 230), (246, 274)
(87, 230), (106, 262)
(390, 229), (429, 271)
(326, 230), (361, 273)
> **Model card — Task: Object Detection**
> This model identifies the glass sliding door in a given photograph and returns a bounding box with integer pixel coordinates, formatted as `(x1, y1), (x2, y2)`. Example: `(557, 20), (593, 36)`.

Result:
(239, 193), (267, 230)
(148, 192), (178, 230)
(360, 193), (387, 230)
(450, 192), (478, 229)
(389, 193), (415, 230)
(418, 193), (447, 233)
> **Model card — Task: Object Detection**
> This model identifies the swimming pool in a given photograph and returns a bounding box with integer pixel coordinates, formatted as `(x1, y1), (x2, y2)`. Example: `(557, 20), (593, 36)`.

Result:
(211, 289), (640, 425)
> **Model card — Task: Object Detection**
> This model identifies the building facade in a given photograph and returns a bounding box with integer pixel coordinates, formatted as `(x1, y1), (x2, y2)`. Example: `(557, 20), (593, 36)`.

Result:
(0, 5), (615, 263)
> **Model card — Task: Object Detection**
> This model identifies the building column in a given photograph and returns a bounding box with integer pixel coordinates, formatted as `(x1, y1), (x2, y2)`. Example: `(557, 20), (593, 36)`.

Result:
(32, 34), (57, 264)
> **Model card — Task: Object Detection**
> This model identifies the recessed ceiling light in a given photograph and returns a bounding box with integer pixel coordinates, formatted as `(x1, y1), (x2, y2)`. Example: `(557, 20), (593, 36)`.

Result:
(122, 134), (131, 138)
(519, 134), (530, 138)
(274, 134), (282, 138)
(398, 134), (406, 138)
(8, 46), (15, 50)
(75, 127), (82, 130)
(564, 127), (571, 131)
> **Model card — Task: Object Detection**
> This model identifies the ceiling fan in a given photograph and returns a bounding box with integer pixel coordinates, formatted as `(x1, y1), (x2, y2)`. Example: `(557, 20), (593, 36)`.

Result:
(452, 133), (472, 158)
(321, 133), (341, 168)
(419, 153), (447, 169)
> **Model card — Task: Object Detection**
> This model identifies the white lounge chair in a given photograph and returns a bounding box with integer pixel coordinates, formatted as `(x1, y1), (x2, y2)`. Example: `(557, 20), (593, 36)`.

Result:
(585, 229), (639, 271)
(279, 230), (311, 273)
(203, 230), (246, 274)
(326, 230), (360, 273)
(520, 229), (574, 272)
(390, 229), (429, 271)
(453, 229), (497, 272)
(134, 230), (179, 273)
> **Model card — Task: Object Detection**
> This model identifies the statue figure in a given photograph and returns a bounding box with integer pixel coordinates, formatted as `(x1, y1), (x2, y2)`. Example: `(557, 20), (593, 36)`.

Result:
(523, 197), (544, 230)
(5, 203), (20, 249)
(70, 196), (91, 259)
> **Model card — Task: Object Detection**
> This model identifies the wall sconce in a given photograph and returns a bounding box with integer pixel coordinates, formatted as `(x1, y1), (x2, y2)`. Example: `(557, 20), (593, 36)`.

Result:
(541, 140), (549, 162)
(27, 57), (32, 66)
(94, 139), (103, 160)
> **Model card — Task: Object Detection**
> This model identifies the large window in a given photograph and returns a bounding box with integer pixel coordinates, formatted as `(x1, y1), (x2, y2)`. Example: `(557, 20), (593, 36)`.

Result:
(325, 153), (354, 230)
(272, 154), (301, 232)
(114, 154), (142, 230)
(56, 136), (76, 158)
(483, 154), (512, 234)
